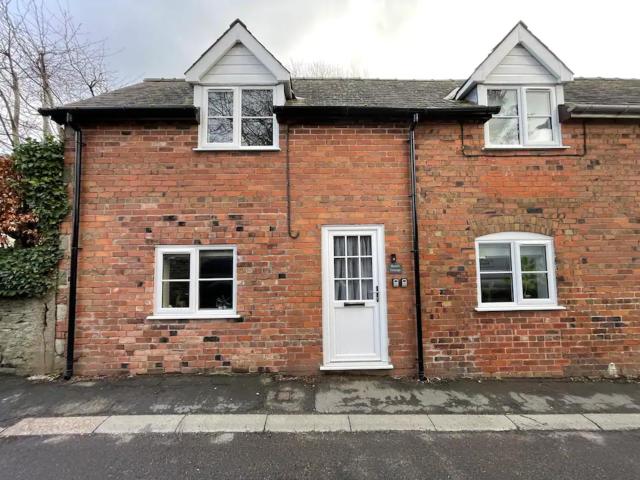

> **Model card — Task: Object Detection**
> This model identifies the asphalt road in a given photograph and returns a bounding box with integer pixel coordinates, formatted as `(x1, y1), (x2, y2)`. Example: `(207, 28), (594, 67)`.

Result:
(1, 431), (639, 479)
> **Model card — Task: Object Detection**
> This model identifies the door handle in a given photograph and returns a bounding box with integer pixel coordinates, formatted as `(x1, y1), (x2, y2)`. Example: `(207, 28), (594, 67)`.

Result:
(343, 302), (365, 307)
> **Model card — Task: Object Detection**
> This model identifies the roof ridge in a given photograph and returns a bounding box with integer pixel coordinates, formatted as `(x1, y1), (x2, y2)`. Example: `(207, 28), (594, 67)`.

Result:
(143, 78), (186, 82)
(574, 76), (640, 81)
(292, 77), (463, 82)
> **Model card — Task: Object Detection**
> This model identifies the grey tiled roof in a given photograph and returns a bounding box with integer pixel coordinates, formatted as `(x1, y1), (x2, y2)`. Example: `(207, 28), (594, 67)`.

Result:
(61, 79), (193, 108)
(288, 78), (464, 109)
(564, 78), (640, 105)
(51, 77), (640, 111)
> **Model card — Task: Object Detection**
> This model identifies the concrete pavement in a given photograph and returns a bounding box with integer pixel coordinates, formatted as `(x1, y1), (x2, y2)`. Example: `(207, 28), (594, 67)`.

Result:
(1, 374), (639, 429)
(2, 413), (640, 435)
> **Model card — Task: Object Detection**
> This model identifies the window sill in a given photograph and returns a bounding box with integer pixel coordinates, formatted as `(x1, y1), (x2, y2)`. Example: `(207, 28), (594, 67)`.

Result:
(193, 146), (281, 152)
(482, 145), (570, 151)
(475, 305), (566, 312)
(147, 314), (242, 321)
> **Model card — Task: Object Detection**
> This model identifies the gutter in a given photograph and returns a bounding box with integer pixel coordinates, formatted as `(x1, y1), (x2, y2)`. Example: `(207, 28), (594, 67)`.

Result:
(39, 105), (199, 125)
(275, 105), (498, 122)
(559, 103), (640, 120)
(408, 113), (426, 381)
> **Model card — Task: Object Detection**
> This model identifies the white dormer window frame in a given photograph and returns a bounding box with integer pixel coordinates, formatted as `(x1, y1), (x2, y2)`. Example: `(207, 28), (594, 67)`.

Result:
(197, 85), (279, 151)
(479, 84), (563, 149)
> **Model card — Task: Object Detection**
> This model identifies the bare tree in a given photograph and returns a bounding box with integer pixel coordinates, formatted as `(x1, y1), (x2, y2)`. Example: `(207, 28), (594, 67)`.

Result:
(0, 0), (113, 149)
(287, 59), (368, 78)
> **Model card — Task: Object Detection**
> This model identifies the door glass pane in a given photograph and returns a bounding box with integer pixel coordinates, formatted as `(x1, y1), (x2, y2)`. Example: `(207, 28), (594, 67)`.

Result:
(348, 280), (360, 300)
(478, 243), (512, 272)
(526, 91), (551, 116)
(199, 280), (233, 309)
(488, 89), (518, 115)
(334, 258), (346, 278)
(208, 118), (233, 143)
(347, 258), (360, 278)
(241, 118), (273, 146)
(527, 117), (553, 143)
(487, 118), (519, 145)
(162, 281), (190, 308)
(333, 236), (345, 256)
(362, 279), (374, 300)
(360, 257), (372, 278)
(241, 89), (273, 116)
(208, 90), (233, 116)
(521, 273), (549, 299)
(334, 280), (346, 301)
(199, 250), (233, 278)
(360, 236), (372, 256)
(347, 236), (359, 256)
(480, 273), (513, 303)
(520, 245), (547, 271)
(162, 253), (190, 279)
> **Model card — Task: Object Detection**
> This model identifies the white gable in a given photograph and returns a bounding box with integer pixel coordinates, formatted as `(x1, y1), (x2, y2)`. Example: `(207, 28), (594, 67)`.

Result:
(185, 19), (291, 97)
(456, 22), (573, 100)
(486, 45), (556, 84)
(201, 43), (276, 84)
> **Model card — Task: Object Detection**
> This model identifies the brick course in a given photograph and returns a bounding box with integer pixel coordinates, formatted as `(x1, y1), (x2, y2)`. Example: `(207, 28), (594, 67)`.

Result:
(56, 118), (640, 378)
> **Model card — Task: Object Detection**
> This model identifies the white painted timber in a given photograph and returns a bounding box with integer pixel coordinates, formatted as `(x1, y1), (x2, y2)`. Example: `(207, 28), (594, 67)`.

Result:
(265, 415), (350, 433)
(584, 414), (640, 431)
(429, 415), (517, 432)
(507, 414), (599, 431)
(1, 416), (108, 436)
(201, 44), (275, 84)
(95, 415), (184, 434)
(486, 45), (556, 84)
(349, 415), (435, 432)
(180, 414), (267, 433)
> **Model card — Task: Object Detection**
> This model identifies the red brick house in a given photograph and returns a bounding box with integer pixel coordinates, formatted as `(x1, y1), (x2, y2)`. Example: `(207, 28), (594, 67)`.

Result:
(41, 20), (640, 378)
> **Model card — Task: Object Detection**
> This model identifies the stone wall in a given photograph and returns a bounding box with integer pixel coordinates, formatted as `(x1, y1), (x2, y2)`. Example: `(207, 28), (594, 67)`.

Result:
(0, 289), (61, 375)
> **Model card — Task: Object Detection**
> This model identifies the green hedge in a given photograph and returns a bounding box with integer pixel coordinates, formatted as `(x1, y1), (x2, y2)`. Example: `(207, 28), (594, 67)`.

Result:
(0, 137), (69, 297)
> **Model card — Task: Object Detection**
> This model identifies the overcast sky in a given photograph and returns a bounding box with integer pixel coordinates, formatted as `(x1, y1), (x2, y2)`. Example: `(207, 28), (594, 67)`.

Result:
(67, 0), (640, 84)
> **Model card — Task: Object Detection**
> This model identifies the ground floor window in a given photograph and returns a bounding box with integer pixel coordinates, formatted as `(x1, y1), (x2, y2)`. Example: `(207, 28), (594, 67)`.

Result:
(475, 232), (559, 311)
(153, 245), (236, 318)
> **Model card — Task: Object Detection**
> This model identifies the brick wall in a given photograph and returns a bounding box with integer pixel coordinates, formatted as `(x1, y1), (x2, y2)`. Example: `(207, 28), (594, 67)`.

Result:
(56, 118), (640, 378)
(417, 120), (640, 377)
(58, 122), (417, 376)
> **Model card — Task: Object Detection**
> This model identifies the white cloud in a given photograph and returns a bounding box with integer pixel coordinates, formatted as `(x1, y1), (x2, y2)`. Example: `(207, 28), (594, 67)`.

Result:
(69, 0), (640, 81)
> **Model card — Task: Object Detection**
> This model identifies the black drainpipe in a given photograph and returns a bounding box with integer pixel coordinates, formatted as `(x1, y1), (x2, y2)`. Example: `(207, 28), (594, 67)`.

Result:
(409, 113), (426, 381)
(63, 113), (83, 380)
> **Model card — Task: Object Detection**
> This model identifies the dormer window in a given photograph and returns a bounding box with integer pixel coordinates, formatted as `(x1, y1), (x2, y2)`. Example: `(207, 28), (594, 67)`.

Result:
(204, 86), (276, 148)
(186, 20), (291, 151)
(483, 86), (560, 148)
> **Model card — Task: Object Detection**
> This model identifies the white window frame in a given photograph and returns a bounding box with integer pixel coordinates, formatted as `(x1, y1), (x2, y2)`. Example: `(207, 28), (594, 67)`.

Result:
(474, 232), (564, 312)
(151, 245), (238, 319)
(198, 86), (279, 151)
(480, 85), (563, 149)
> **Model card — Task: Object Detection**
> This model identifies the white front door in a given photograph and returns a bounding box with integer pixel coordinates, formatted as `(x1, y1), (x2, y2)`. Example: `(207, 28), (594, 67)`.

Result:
(321, 225), (391, 370)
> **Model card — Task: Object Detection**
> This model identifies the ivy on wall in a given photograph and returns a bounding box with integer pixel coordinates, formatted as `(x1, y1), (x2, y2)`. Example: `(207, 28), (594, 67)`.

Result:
(0, 137), (69, 297)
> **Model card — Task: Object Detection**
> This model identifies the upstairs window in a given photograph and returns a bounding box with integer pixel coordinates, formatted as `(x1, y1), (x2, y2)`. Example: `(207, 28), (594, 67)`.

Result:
(475, 232), (560, 311)
(154, 246), (237, 318)
(202, 87), (277, 149)
(484, 86), (560, 148)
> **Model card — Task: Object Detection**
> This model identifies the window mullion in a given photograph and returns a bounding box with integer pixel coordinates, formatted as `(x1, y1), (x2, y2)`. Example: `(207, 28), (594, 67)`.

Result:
(190, 250), (198, 314)
(519, 87), (527, 146)
(513, 242), (522, 304)
(234, 88), (241, 147)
